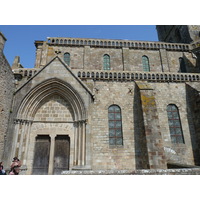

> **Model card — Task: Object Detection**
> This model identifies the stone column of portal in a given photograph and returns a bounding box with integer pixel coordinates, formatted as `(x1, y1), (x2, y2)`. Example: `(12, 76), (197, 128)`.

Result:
(73, 122), (78, 166)
(10, 120), (20, 162)
(78, 122), (82, 166)
(81, 122), (86, 166)
(23, 121), (32, 165)
(135, 81), (167, 169)
(18, 120), (28, 160)
(48, 135), (55, 175)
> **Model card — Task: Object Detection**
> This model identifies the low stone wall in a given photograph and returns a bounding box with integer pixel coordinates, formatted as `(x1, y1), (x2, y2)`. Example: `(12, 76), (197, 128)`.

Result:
(62, 168), (200, 175)
(5, 167), (200, 175)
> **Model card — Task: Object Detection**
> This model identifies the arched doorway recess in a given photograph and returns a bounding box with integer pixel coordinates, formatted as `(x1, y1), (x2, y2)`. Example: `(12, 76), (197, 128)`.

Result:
(13, 78), (88, 174)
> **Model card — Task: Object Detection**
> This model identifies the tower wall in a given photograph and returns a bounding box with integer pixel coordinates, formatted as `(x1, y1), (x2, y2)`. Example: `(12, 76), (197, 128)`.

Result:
(156, 25), (200, 44)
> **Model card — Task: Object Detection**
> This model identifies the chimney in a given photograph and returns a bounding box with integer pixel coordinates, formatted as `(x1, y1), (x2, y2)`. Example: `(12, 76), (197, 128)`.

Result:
(0, 32), (7, 53)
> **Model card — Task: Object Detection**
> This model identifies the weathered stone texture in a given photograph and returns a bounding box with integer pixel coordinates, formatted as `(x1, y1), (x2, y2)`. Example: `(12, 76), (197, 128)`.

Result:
(2, 26), (200, 174)
(34, 95), (73, 121)
(62, 167), (200, 175)
(34, 40), (195, 73)
(0, 48), (14, 161)
(136, 81), (167, 169)
(185, 82), (200, 165)
(153, 82), (195, 165)
(91, 81), (135, 170)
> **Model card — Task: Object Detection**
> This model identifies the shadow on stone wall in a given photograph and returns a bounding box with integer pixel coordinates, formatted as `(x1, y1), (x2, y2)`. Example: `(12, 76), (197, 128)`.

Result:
(133, 85), (149, 169)
(178, 53), (199, 73)
(186, 84), (200, 165)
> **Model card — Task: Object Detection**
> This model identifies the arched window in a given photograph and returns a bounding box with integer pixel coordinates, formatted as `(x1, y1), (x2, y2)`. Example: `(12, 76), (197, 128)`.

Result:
(142, 55), (150, 72)
(179, 57), (187, 73)
(108, 105), (123, 145)
(64, 53), (70, 66)
(103, 54), (110, 70)
(167, 104), (184, 143)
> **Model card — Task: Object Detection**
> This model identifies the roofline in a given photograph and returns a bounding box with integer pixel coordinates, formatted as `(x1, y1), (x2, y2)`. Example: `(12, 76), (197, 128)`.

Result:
(14, 56), (94, 98)
(0, 32), (7, 41)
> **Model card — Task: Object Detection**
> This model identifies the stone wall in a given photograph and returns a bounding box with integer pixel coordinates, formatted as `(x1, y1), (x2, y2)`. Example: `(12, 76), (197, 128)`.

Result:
(33, 38), (195, 74)
(34, 94), (73, 121)
(87, 79), (197, 169)
(185, 82), (200, 165)
(10, 63), (199, 172)
(90, 81), (135, 170)
(133, 85), (149, 169)
(153, 82), (195, 165)
(62, 168), (200, 175)
(4, 33), (200, 173)
(0, 44), (15, 161)
(135, 81), (167, 169)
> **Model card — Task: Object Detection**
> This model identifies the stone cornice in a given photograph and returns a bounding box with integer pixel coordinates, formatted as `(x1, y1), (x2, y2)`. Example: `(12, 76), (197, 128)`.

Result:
(78, 70), (200, 83)
(12, 68), (200, 83)
(45, 37), (190, 52)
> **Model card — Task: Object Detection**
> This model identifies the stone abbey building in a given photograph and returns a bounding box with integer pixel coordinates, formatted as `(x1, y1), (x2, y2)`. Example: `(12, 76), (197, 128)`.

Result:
(1, 25), (200, 175)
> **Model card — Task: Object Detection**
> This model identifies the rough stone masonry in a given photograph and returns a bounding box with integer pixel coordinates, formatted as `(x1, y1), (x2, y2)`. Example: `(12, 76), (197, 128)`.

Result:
(1, 26), (200, 174)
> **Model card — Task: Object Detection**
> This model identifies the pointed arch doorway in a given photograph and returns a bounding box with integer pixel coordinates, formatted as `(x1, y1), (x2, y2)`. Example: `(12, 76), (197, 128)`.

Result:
(14, 78), (90, 175)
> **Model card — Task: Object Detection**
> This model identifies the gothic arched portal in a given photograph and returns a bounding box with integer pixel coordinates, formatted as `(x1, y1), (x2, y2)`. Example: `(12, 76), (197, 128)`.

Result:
(13, 78), (88, 174)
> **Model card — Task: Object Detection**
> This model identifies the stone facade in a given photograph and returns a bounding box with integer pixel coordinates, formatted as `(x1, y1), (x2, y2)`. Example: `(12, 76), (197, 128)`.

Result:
(0, 33), (15, 161)
(1, 26), (200, 175)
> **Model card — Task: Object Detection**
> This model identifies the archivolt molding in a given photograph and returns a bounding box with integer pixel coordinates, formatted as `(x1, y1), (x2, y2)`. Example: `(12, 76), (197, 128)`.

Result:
(17, 78), (87, 121)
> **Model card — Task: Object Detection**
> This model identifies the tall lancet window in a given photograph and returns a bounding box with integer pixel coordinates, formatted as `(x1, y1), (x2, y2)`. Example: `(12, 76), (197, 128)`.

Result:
(167, 104), (184, 144)
(103, 54), (110, 70)
(108, 105), (123, 146)
(142, 55), (150, 72)
(64, 53), (70, 66)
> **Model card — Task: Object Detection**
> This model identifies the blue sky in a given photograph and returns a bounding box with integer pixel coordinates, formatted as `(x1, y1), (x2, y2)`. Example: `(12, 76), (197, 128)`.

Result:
(0, 25), (158, 68)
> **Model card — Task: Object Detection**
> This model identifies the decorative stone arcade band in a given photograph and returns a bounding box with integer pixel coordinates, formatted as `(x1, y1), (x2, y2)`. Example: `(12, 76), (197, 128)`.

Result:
(13, 68), (200, 83)
(78, 71), (200, 82)
(47, 37), (190, 52)
(13, 119), (87, 173)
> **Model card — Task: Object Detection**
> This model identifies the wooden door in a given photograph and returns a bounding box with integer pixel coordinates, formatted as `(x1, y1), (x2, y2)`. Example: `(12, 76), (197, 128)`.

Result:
(32, 135), (50, 175)
(54, 135), (70, 175)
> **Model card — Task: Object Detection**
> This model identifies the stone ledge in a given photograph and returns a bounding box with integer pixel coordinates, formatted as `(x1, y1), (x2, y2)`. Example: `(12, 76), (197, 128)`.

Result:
(78, 70), (200, 83)
(46, 37), (190, 52)
(62, 168), (200, 175)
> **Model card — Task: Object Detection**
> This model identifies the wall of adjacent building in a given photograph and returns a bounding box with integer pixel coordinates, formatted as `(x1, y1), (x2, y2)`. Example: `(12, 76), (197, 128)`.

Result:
(0, 33), (15, 161)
